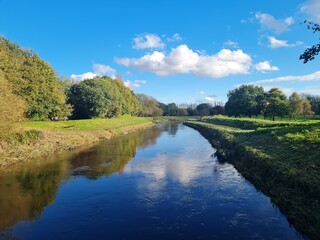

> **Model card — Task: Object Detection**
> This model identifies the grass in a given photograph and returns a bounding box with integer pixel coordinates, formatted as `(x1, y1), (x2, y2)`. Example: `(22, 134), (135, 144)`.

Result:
(0, 116), (155, 167)
(24, 115), (151, 131)
(185, 116), (320, 240)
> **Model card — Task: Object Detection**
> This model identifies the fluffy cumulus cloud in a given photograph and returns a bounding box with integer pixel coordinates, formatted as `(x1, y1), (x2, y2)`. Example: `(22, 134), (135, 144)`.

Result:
(255, 61), (279, 72)
(255, 13), (294, 34)
(300, 0), (320, 22)
(116, 44), (252, 78)
(71, 64), (117, 82)
(92, 64), (116, 77)
(267, 36), (303, 48)
(133, 33), (165, 49)
(70, 72), (98, 82)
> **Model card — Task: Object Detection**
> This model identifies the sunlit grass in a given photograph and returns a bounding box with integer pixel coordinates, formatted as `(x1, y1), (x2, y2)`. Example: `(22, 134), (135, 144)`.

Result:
(24, 116), (151, 131)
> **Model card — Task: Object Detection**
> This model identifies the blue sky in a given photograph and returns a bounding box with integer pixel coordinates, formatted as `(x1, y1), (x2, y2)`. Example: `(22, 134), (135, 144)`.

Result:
(1, 0), (320, 104)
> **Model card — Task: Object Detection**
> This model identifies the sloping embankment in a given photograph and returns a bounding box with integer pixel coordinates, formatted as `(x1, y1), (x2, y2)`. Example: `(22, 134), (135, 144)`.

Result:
(0, 117), (154, 168)
(185, 119), (320, 240)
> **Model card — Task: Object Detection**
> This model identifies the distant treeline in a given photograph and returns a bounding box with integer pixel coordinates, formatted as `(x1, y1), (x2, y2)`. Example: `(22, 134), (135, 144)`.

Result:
(224, 85), (320, 120)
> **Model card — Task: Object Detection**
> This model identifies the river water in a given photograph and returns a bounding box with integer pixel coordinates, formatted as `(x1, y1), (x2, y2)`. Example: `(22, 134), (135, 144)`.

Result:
(0, 123), (303, 239)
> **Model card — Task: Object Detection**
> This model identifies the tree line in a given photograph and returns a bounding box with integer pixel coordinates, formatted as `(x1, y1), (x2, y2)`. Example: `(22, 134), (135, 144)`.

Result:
(225, 85), (318, 120)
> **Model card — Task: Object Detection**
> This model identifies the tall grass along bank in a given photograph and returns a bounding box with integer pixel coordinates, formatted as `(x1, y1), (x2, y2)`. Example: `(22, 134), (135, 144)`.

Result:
(185, 116), (320, 240)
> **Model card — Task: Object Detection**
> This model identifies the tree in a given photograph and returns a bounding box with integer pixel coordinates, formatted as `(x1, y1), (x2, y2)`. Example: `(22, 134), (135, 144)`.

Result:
(0, 71), (26, 138)
(68, 77), (140, 119)
(225, 85), (265, 117)
(0, 37), (71, 120)
(301, 93), (320, 115)
(301, 98), (314, 118)
(196, 103), (212, 116)
(136, 94), (163, 117)
(300, 20), (320, 63)
(178, 108), (188, 116)
(265, 88), (290, 121)
(187, 108), (199, 116)
(164, 103), (178, 116)
(212, 105), (225, 115)
(289, 92), (303, 119)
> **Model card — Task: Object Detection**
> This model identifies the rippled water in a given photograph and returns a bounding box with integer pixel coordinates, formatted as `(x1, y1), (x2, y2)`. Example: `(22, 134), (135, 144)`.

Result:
(0, 123), (303, 239)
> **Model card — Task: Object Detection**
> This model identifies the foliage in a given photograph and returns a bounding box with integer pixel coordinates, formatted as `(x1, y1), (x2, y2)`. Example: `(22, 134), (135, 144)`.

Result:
(302, 93), (320, 115)
(136, 93), (163, 117)
(0, 36), (72, 120)
(265, 88), (290, 120)
(300, 20), (320, 63)
(68, 77), (140, 119)
(225, 85), (265, 117)
(164, 103), (179, 116)
(196, 103), (212, 116)
(0, 71), (26, 139)
(187, 108), (199, 116)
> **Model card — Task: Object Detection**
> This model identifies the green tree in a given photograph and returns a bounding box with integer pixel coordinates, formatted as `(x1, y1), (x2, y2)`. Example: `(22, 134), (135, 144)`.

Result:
(0, 37), (71, 120)
(187, 108), (199, 116)
(136, 94), (163, 117)
(164, 103), (178, 116)
(301, 94), (320, 115)
(289, 92), (303, 119)
(265, 88), (290, 121)
(178, 108), (188, 116)
(196, 103), (212, 116)
(300, 20), (320, 63)
(301, 98), (314, 118)
(68, 77), (140, 119)
(225, 85), (265, 117)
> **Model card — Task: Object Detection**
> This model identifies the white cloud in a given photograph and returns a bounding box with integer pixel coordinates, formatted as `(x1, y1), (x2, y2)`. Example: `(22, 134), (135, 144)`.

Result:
(71, 64), (117, 81)
(93, 64), (116, 77)
(284, 17), (295, 25)
(167, 33), (182, 42)
(123, 80), (147, 89)
(300, 0), (320, 22)
(267, 36), (303, 48)
(255, 61), (279, 72)
(255, 13), (293, 34)
(243, 71), (320, 85)
(223, 40), (239, 48)
(133, 33), (165, 49)
(70, 72), (98, 82)
(134, 80), (147, 84)
(205, 97), (215, 102)
(197, 90), (206, 95)
(116, 44), (252, 78)
(123, 80), (140, 89)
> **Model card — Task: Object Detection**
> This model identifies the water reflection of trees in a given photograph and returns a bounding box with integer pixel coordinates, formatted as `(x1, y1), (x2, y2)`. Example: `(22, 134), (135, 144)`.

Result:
(0, 160), (69, 230)
(69, 126), (163, 179)
(0, 126), (163, 231)
(163, 122), (179, 136)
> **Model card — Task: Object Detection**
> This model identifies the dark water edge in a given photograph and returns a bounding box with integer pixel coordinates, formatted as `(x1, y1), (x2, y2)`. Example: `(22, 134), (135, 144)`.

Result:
(0, 123), (304, 239)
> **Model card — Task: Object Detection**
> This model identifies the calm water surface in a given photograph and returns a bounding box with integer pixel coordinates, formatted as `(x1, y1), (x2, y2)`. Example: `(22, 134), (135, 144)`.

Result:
(0, 123), (303, 239)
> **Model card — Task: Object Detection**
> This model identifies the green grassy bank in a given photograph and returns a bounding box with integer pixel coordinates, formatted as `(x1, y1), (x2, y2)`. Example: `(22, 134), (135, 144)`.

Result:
(0, 116), (154, 168)
(185, 116), (320, 240)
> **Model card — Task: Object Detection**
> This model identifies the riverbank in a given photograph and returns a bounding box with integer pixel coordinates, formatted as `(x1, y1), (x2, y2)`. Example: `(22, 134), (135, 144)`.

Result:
(185, 116), (320, 240)
(0, 116), (154, 168)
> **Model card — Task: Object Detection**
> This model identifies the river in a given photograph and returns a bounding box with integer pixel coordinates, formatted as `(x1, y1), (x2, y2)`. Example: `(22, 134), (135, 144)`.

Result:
(0, 123), (303, 239)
